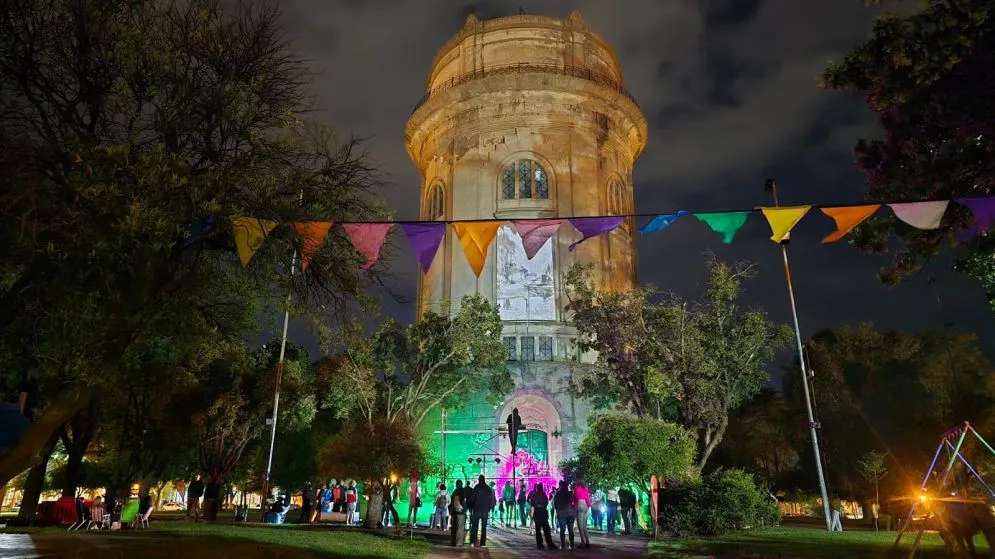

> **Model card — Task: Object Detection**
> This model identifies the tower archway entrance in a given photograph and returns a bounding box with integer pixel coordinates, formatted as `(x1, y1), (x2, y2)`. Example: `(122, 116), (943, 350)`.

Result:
(497, 392), (563, 491)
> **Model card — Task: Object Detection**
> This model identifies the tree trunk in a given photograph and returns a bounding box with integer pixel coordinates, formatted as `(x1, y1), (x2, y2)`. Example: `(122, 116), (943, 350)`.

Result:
(60, 448), (83, 498)
(17, 430), (60, 524)
(365, 484), (384, 529)
(695, 419), (729, 473)
(0, 385), (96, 487)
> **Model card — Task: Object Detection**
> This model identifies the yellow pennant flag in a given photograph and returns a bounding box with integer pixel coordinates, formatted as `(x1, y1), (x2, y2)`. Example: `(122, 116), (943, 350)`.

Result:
(760, 206), (811, 243)
(452, 221), (504, 277)
(232, 216), (277, 267)
(820, 205), (880, 243)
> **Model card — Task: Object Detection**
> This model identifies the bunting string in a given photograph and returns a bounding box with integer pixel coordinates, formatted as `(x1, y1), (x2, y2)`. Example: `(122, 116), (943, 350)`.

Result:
(224, 196), (991, 272)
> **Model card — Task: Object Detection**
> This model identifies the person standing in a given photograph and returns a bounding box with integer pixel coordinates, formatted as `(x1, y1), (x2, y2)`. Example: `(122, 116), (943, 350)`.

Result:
(450, 480), (465, 547)
(591, 485), (605, 531)
(406, 479), (422, 527)
(528, 482), (556, 550)
(186, 474), (204, 522)
(517, 480), (529, 528)
(606, 486), (620, 535)
(573, 481), (591, 548)
(553, 480), (575, 549)
(502, 481), (515, 525)
(433, 483), (449, 530)
(619, 486), (636, 535)
(469, 475), (495, 547)
(346, 481), (359, 525)
(298, 482), (314, 523)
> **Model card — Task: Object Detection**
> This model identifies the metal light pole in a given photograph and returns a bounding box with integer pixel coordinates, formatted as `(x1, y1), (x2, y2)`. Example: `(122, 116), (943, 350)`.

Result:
(765, 179), (832, 531)
(260, 194), (303, 518)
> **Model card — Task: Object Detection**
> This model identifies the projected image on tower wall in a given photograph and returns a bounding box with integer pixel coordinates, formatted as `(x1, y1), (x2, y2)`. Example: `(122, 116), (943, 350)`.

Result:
(496, 226), (555, 321)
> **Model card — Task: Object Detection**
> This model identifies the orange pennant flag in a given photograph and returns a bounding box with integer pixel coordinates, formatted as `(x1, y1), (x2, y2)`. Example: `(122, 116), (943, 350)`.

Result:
(760, 206), (811, 243)
(820, 205), (880, 243)
(290, 222), (333, 271)
(452, 221), (504, 277)
(231, 217), (277, 267)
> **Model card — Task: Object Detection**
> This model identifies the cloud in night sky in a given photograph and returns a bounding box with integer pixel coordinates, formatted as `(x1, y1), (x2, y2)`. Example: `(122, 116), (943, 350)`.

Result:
(270, 0), (995, 369)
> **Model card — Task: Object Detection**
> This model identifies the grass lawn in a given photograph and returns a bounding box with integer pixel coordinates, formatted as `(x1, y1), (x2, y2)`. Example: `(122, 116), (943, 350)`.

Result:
(650, 527), (978, 558)
(2, 522), (432, 559)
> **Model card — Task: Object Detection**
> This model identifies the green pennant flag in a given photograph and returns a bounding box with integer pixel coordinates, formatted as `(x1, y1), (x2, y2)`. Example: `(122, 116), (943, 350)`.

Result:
(694, 212), (751, 244)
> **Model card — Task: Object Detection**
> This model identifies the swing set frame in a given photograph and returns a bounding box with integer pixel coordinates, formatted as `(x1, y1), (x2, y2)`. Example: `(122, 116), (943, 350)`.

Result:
(892, 421), (995, 558)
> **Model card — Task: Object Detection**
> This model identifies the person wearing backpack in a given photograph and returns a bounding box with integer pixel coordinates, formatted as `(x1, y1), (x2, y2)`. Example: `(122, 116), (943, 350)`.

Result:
(433, 483), (449, 530)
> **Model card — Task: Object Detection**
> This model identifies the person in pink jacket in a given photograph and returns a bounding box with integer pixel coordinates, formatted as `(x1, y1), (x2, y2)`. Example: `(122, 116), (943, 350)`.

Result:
(572, 481), (592, 548)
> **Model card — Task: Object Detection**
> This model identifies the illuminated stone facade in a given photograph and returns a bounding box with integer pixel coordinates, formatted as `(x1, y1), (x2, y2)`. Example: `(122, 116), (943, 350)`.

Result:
(405, 11), (647, 484)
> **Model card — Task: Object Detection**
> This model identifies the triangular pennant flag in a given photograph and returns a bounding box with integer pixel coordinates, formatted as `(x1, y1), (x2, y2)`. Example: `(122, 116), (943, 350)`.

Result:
(693, 212), (750, 244)
(956, 197), (995, 235)
(290, 222), (333, 271)
(231, 216), (277, 267)
(342, 223), (393, 270)
(401, 223), (446, 274)
(760, 206), (812, 243)
(820, 205), (880, 243)
(640, 211), (688, 234)
(568, 217), (625, 251)
(889, 201), (948, 230)
(512, 219), (563, 260)
(452, 221), (504, 277)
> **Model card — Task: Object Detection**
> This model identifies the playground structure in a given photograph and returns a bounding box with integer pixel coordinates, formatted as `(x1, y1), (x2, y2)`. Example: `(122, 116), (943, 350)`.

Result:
(893, 422), (995, 558)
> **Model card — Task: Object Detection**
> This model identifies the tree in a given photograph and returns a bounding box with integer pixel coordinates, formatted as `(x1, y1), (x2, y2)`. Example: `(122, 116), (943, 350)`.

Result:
(0, 0), (387, 486)
(566, 259), (791, 471)
(316, 417), (425, 529)
(711, 389), (800, 489)
(566, 413), (696, 493)
(822, 0), (995, 307)
(329, 294), (512, 430)
(782, 324), (994, 498)
(858, 450), (888, 531)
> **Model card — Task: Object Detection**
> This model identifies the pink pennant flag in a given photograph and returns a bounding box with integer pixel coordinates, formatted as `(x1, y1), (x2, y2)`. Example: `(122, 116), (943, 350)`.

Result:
(888, 201), (949, 230)
(342, 223), (393, 270)
(511, 220), (563, 260)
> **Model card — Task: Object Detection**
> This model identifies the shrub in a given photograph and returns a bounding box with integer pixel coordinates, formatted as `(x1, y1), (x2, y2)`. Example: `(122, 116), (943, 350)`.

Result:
(661, 469), (779, 537)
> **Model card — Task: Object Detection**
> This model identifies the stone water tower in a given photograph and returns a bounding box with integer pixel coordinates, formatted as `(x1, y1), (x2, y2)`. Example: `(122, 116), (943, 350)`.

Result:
(405, 11), (647, 484)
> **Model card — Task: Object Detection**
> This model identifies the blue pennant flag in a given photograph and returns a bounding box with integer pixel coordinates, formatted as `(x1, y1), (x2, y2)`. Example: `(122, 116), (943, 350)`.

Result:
(639, 211), (688, 234)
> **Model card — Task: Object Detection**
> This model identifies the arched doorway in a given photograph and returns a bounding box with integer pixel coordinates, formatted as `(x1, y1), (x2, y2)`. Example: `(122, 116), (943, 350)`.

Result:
(496, 391), (564, 492)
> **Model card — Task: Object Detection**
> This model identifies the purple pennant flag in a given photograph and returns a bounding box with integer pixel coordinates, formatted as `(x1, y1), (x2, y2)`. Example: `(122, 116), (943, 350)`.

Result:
(568, 217), (626, 251)
(401, 222), (446, 273)
(956, 197), (995, 239)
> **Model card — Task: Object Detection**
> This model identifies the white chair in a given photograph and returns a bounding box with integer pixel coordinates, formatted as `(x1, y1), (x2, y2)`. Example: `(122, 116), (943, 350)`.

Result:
(132, 507), (152, 529)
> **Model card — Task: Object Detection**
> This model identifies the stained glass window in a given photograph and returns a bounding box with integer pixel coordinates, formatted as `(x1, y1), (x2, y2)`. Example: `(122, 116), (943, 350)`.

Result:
(518, 159), (532, 199)
(538, 336), (553, 361)
(503, 336), (517, 361)
(521, 336), (535, 361)
(501, 166), (515, 200)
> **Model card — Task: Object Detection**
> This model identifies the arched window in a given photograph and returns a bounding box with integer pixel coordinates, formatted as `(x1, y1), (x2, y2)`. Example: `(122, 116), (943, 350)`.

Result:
(427, 182), (445, 220)
(608, 179), (628, 216)
(500, 159), (550, 200)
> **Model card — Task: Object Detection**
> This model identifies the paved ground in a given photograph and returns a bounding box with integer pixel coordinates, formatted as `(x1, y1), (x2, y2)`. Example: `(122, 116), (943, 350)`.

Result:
(427, 523), (649, 558)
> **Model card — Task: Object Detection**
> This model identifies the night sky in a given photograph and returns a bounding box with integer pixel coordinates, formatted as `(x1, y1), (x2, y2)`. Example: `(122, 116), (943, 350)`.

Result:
(274, 0), (995, 372)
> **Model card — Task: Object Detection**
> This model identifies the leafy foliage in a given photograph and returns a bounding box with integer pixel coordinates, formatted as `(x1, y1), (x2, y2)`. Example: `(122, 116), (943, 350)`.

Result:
(711, 389), (800, 489)
(781, 324), (994, 498)
(566, 259), (791, 471)
(822, 0), (995, 307)
(328, 294), (512, 429)
(0, 0), (387, 485)
(661, 469), (780, 537)
(567, 413), (696, 492)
